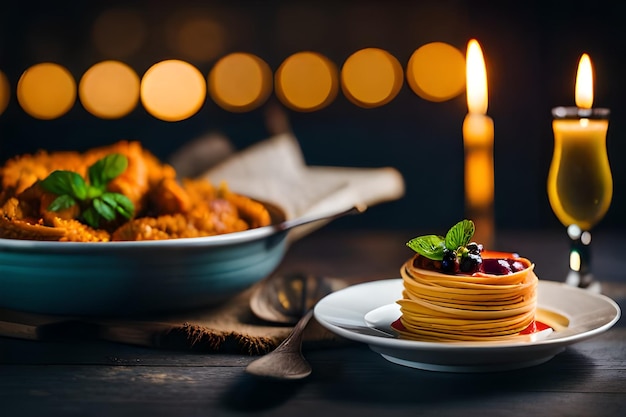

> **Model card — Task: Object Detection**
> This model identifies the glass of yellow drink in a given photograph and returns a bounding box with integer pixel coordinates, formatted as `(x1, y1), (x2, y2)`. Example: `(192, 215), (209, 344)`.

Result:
(547, 106), (612, 288)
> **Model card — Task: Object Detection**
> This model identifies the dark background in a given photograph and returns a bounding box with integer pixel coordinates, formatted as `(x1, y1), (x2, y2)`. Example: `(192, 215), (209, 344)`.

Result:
(0, 0), (624, 234)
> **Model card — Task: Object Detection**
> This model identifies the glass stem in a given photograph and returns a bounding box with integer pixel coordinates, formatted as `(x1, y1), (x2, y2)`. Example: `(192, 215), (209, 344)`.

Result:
(566, 229), (593, 288)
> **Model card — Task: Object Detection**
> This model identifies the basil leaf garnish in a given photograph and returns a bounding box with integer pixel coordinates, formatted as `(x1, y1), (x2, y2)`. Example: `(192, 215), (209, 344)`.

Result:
(406, 235), (446, 260)
(93, 197), (117, 221)
(406, 219), (476, 260)
(444, 219), (475, 250)
(40, 171), (87, 200)
(101, 192), (134, 219)
(38, 153), (135, 228)
(47, 194), (77, 212)
(88, 153), (128, 188)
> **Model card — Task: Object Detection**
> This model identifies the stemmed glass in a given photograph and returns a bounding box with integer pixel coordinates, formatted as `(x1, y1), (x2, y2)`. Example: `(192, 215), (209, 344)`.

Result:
(547, 106), (612, 289)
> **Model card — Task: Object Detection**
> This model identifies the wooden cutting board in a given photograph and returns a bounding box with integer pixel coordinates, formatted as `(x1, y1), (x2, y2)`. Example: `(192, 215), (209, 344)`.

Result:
(0, 308), (175, 345)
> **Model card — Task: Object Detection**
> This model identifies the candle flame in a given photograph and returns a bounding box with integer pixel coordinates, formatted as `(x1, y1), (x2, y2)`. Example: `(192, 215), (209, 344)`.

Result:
(575, 53), (593, 109)
(466, 39), (488, 115)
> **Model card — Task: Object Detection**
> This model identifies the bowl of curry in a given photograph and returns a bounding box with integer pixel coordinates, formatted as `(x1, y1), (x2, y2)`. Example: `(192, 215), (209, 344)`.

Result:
(0, 141), (292, 316)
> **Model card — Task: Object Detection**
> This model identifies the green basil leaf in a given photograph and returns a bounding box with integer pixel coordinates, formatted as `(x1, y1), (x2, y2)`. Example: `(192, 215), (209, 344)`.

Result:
(406, 235), (446, 260)
(101, 192), (134, 219)
(88, 153), (128, 188)
(40, 171), (87, 200)
(444, 219), (475, 250)
(92, 197), (117, 222)
(39, 159), (134, 229)
(47, 194), (77, 212)
(85, 184), (103, 200)
(81, 206), (100, 228)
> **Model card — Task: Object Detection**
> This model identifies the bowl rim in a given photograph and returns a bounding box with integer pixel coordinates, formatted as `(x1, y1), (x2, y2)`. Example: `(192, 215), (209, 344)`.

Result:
(0, 199), (287, 252)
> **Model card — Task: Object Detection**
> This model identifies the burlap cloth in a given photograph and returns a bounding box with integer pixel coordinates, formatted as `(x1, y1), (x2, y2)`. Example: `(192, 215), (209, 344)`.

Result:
(99, 282), (350, 354)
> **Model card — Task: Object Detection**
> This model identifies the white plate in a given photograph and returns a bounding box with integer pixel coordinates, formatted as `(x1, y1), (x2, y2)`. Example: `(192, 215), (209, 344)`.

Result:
(314, 279), (621, 372)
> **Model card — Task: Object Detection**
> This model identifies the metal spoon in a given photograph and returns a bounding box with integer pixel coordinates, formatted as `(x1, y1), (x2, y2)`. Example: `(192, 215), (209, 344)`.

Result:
(246, 273), (347, 379)
(272, 204), (366, 233)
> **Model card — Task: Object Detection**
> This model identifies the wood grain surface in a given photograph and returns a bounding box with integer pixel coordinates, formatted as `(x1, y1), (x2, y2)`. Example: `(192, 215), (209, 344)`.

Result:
(1, 229), (624, 417)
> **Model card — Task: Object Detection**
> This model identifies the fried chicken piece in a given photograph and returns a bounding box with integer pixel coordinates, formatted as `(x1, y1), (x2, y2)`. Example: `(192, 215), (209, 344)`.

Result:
(18, 182), (80, 222)
(0, 150), (85, 202)
(149, 177), (191, 215)
(110, 200), (249, 241)
(219, 184), (271, 228)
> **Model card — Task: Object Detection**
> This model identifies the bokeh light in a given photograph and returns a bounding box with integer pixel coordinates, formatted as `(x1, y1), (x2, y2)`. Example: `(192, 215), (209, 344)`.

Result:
(275, 52), (338, 112)
(208, 53), (272, 112)
(92, 7), (146, 59)
(17, 62), (76, 120)
(140, 59), (206, 122)
(406, 42), (465, 102)
(79, 60), (140, 119)
(341, 48), (403, 108)
(0, 70), (9, 116)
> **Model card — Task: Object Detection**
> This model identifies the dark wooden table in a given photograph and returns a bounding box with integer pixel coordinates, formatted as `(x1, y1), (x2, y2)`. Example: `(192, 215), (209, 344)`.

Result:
(1, 228), (624, 417)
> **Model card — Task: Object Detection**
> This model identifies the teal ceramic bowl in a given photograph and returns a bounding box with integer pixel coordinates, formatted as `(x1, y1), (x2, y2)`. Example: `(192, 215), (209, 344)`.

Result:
(0, 203), (289, 316)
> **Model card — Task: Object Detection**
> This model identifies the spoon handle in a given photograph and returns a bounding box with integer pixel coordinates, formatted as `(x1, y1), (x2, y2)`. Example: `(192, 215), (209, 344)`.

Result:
(275, 204), (366, 232)
(245, 310), (314, 379)
(272, 309), (313, 353)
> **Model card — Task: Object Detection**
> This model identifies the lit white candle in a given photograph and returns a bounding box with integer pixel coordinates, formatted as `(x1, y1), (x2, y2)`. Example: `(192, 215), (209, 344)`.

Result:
(462, 39), (494, 248)
(463, 39), (494, 211)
